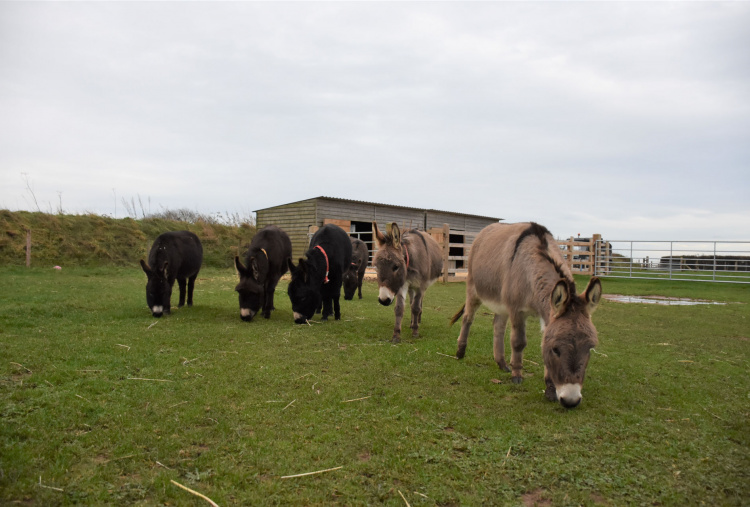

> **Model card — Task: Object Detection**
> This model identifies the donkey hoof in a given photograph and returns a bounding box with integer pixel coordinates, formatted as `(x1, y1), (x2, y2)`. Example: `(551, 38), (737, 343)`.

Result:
(511, 376), (523, 385)
(411, 331), (419, 338)
(391, 336), (401, 344)
(456, 348), (466, 359)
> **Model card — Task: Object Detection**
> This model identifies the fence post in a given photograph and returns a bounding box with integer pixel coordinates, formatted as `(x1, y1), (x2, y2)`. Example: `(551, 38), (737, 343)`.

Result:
(592, 234), (601, 276)
(442, 223), (450, 283)
(713, 242), (717, 281)
(25, 229), (31, 268)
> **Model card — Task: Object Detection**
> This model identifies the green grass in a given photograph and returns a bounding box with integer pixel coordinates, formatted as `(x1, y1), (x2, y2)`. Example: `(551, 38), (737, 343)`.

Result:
(1, 268), (748, 505)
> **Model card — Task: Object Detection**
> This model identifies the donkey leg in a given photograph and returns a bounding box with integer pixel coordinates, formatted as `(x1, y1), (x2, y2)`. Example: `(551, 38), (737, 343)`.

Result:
(391, 292), (406, 343)
(456, 295), (481, 359)
(333, 289), (342, 320)
(410, 290), (425, 337)
(544, 366), (558, 402)
(493, 313), (510, 372)
(509, 313), (527, 384)
(177, 278), (187, 307)
(262, 282), (273, 319)
(187, 275), (197, 307)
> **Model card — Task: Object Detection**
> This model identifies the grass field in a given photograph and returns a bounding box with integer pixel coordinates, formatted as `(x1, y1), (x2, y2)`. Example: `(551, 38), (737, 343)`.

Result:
(1, 266), (748, 505)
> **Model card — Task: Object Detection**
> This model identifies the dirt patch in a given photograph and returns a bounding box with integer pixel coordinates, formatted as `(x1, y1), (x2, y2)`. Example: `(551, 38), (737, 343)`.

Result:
(521, 489), (552, 507)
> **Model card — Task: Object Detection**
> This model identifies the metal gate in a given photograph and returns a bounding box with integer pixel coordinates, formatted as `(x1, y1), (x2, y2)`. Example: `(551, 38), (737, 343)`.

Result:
(593, 240), (750, 284)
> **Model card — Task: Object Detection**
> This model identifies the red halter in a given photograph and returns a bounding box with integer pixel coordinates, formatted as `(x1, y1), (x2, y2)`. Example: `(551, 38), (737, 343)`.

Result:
(315, 245), (330, 283)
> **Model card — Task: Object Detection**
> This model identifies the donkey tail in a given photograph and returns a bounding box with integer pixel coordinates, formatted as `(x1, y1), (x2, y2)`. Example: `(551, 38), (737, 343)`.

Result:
(449, 304), (465, 326)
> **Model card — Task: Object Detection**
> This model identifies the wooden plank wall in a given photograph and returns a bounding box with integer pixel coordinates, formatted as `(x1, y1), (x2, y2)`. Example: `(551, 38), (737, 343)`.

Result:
(256, 199), (317, 260)
(316, 199), (425, 230)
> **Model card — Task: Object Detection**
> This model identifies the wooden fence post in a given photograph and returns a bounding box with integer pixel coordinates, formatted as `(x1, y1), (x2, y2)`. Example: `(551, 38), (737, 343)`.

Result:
(25, 229), (31, 267)
(442, 223), (450, 283)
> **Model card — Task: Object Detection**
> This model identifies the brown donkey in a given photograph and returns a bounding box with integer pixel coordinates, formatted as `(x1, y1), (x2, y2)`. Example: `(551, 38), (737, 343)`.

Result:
(451, 222), (602, 408)
(373, 222), (443, 343)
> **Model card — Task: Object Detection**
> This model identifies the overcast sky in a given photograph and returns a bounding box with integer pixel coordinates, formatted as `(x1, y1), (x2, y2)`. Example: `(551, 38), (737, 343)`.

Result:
(1, 1), (748, 241)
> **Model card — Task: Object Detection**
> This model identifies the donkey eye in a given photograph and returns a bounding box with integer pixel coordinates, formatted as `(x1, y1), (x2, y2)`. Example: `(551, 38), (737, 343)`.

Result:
(552, 347), (561, 358)
(392, 265), (399, 272)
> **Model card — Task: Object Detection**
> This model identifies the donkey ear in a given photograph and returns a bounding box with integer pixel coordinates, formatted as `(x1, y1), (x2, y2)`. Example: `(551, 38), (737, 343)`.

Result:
(235, 256), (248, 276)
(391, 223), (401, 249)
(550, 279), (570, 318)
(373, 221), (386, 247)
(287, 258), (297, 274)
(250, 257), (260, 279)
(583, 277), (602, 314)
(298, 257), (309, 282)
(140, 259), (151, 275)
(161, 261), (169, 278)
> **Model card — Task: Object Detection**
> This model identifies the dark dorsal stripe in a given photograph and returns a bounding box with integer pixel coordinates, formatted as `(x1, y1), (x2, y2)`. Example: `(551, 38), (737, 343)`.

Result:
(409, 229), (428, 250)
(513, 223), (577, 293)
(511, 222), (551, 262)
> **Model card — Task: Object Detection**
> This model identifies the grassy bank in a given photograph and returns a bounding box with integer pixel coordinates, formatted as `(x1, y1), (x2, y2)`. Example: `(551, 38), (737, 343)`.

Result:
(1, 267), (748, 505)
(0, 210), (255, 268)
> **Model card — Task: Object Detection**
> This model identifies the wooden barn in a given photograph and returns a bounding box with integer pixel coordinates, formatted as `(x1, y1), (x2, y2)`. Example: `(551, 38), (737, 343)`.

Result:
(254, 196), (502, 280)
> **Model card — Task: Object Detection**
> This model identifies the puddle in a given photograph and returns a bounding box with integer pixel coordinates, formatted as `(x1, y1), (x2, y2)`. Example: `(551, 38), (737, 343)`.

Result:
(604, 294), (731, 306)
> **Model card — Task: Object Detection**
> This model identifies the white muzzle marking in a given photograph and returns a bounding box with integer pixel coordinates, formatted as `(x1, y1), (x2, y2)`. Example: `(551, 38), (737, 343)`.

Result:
(293, 311), (306, 322)
(379, 286), (395, 301)
(152, 305), (163, 314)
(557, 383), (582, 405)
(240, 308), (252, 318)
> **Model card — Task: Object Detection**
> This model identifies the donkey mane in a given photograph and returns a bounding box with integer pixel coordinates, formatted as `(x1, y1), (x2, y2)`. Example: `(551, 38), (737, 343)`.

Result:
(511, 222), (550, 261)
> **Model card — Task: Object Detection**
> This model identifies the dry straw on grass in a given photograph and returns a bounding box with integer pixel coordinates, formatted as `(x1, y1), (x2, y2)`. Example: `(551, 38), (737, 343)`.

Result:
(170, 479), (219, 507)
(280, 466), (343, 479)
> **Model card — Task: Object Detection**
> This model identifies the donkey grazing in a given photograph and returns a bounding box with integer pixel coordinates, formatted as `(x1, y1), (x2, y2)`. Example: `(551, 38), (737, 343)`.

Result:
(234, 225), (292, 321)
(140, 231), (203, 318)
(450, 222), (602, 409)
(343, 237), (368, 300)
(287, 224), (352, 324)
(373, 222), (443, 343)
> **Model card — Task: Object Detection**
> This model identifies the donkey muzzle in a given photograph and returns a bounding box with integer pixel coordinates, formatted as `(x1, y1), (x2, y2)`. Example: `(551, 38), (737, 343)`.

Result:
(240, 308), (256, 322)
(557, 383), (582, 409)
(378, 286), (395, 306)
(378, 297), (393, 306)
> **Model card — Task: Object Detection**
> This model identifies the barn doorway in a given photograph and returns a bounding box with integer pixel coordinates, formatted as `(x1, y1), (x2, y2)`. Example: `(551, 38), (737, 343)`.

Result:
(449, 231), (466, 269)
(350, 221), (374, 266)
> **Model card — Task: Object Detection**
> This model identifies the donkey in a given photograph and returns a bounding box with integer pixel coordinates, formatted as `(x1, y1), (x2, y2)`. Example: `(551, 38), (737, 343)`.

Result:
(450, 222), (602, 408)
(287, 224), (352, 324)
(234, 225), (292, 321)
(343, 237), (368, 300)
(139, 231), (203, 318)
(373, 222), (443, 343)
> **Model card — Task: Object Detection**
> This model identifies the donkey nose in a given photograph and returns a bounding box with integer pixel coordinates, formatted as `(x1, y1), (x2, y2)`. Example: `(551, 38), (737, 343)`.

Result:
(240, 308), (255, 322)
(378, 297), (392, 306)
(560, 396), (581, 409)
(557, 384), (582, 409)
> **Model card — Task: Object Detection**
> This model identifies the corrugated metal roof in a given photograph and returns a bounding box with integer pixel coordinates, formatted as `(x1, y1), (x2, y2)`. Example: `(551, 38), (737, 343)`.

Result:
(254, 196), (503, 221)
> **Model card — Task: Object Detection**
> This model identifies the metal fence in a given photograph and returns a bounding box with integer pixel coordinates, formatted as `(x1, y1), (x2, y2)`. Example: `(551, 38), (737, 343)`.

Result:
(593, 240), (750, 284)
